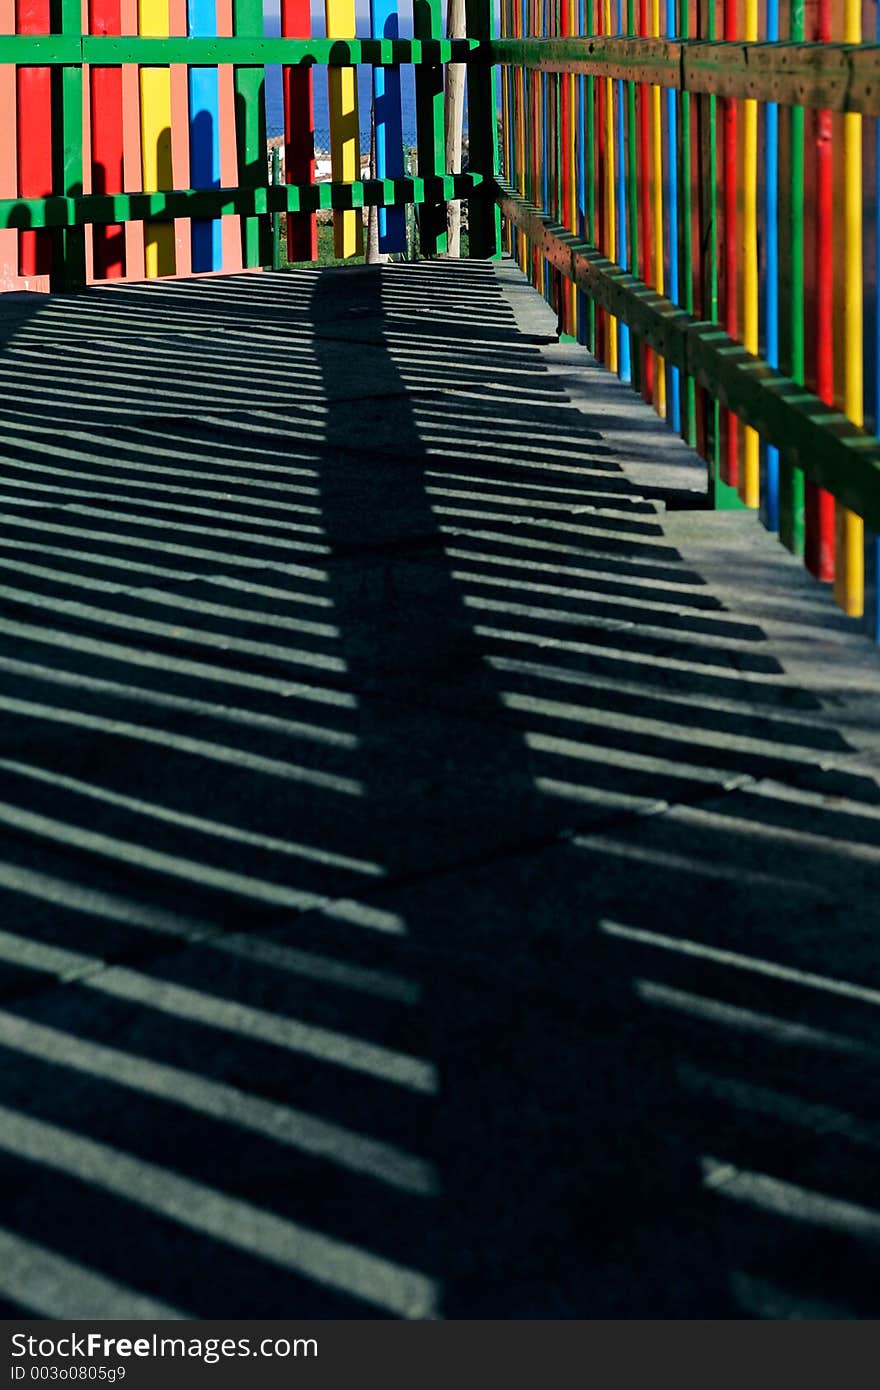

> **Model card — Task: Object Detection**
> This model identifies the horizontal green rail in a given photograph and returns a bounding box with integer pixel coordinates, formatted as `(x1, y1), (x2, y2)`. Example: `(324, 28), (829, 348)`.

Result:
(492, 36), (679, 84)
(0, 26), (501, 282)
(0, 34), (483, 66)
(0, 174), (485, 230)
(0, 35), (82, 62)
(490, 36), (880, 116)
(497, 179), (880, 534)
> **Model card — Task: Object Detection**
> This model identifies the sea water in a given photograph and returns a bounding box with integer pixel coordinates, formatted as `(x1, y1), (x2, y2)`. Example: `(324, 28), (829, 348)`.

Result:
(263, 10), (420, 149)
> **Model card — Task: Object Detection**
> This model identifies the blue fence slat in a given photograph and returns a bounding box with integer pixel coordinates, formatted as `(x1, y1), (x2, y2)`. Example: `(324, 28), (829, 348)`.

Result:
(370, 0), (406, 251)
(188, 0), (222, 272)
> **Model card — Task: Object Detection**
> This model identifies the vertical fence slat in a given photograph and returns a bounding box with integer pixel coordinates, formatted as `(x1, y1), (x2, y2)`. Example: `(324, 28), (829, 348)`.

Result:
(500, 0), (509, 195)
(614, 0), (630, 377)
(780, 0), (806, 554)
(806, 0), (836, 582)
(664, 0), (679, 429)
(233, 0), (269, 267)
(282, 0), (317, 262)
(16, 0), (53, 279)
(169, 0), (190, 275)
(585, 0), (596, 350)
(624, 0), (638, 382)
(54, 0), (87, 289)
(637, 0), (651, 399)
(602, 0), (617, 371)
(215, 0), (240, 269)
(90, 0), (126, 279)
(739, 0), (759, 507)
(690, 0), (728, 486)
(530, 0), (539, 285)
(693, 0), (717, 475)
(576, 0), (588, 343)
(649, 0), (663, 413)
(465, 0), (501, 258)
(413, 0), (445, 253)
(188, 0), (222, 272)
(871, 0), (880, 641)
(761, 0), (780, 532)
(539, 3), (547, 294)
(564, 0), (577, 330)
(527, 1), (535, 277)
(139, 0), (175, 276)
(521, 0), (528, 272)
(0, 0), (18, 290)
(677, 0), (694, 444)
(596, 0), (606, 359)
(834, 0), (865, 616)
(551, 29), (560, 315)
(720, 0), (737, 480)
(325, 0), (363, 258)
(516, 0), (525, 270)
(370, 0), (405, 253)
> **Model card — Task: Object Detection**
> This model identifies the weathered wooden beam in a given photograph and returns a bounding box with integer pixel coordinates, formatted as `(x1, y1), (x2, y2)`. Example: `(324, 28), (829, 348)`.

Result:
(490, 36), (680, 86)
(489, 36), (880, 115)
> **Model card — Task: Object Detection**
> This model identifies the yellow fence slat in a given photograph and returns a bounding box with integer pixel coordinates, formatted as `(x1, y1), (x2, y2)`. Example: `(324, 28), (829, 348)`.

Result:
(139, 0), (175, 277)
(325, 0), (363, 259)
(739, 0), (759, 507)
(835, 0), (865, 615)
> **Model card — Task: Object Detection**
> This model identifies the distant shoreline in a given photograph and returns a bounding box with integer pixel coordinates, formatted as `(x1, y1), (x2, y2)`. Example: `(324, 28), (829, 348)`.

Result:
(262, 12), (420, 146)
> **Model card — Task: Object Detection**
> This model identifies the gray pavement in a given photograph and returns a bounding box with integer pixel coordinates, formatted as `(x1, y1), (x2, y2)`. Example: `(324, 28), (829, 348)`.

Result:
(0, 258), (877, 1318)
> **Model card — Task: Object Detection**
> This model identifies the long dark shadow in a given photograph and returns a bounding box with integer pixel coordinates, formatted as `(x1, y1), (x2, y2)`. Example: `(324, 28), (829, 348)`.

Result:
(307, 265), (730, 1316)
(0, 265), (877, 1318)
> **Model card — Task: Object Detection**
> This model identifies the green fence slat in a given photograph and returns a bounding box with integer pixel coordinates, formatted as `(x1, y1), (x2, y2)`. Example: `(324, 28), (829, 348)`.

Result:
(232, 0), (271, 267)
(52, 0), (87, 290)
(0, 35), (81, 61)
(77, 34), (481, 63)
(413, 0), (446, 254)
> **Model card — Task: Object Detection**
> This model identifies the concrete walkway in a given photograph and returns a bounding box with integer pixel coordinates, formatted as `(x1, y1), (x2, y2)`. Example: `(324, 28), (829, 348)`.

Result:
(0, 259), (878, 1318)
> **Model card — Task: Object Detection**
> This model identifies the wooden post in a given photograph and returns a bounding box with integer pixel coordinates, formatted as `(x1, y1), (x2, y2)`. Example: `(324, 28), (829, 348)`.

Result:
(365, 102), (389, 263)
(445, 0), (465, 256)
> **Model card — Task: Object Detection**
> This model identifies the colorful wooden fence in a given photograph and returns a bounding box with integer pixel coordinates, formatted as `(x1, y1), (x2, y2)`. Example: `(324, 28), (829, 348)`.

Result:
(5, 4), (880, 648)
(495, 4), (880, 644)
(0, 3), (500, 292)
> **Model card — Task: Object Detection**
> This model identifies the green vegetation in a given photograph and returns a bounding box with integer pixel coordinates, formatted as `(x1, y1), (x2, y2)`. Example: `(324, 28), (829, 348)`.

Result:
(279, 213), (468, 269)
(284, 222), (365, 269)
